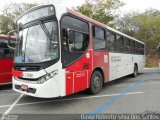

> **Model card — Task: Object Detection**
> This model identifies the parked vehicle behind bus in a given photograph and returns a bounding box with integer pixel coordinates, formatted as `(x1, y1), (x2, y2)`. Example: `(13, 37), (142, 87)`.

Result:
(8, 5), (145, 98)
(0, 35), (15, 85)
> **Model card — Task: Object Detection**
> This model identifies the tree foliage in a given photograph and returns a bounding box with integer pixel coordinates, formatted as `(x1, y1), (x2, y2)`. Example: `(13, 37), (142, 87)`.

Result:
(76, 0), (124, 27)
(116, 9), (160, 54)
(0, 3), (38, 34)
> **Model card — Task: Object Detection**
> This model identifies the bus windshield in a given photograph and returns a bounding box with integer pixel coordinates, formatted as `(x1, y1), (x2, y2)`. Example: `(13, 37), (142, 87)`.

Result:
(17, 6), (55, 25)
(14, 21), (59, 63)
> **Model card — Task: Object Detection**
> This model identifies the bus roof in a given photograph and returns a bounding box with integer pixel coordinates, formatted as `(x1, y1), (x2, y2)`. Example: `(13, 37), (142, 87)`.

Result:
(67, 8), (144, 44)
(0, 35), (16, 39)
(67, 8), (107, 29)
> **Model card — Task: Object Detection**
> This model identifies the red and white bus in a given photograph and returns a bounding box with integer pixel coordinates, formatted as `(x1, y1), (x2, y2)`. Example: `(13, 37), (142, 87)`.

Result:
(0, 35), (15, 85)
(10, 5), (145, 98)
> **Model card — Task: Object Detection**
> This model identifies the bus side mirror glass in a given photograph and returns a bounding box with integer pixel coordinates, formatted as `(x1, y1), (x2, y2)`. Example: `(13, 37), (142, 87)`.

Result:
(7, 30), (17, 50)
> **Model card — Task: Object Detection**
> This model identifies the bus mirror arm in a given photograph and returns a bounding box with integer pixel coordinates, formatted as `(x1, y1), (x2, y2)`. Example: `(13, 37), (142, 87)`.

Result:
(7, 30), (16, 50)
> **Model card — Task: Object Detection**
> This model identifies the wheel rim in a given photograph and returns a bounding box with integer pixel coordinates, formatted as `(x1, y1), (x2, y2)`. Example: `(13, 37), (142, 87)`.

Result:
(92, 75), (101, 90)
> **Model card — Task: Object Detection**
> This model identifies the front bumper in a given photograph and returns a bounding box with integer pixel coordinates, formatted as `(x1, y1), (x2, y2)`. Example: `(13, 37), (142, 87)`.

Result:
(13, 77), (61, 98)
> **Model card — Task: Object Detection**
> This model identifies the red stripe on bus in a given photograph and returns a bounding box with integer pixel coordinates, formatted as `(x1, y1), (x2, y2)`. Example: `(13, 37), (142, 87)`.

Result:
(12, 70), (23, 77)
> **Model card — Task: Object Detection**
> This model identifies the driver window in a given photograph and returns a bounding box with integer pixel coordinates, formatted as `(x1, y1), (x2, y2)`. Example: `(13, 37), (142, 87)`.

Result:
(68, 30), (89, 53)
(75, 32), (83, 51)
(68, 31), (88, 52)
(61, 15), (89, 67)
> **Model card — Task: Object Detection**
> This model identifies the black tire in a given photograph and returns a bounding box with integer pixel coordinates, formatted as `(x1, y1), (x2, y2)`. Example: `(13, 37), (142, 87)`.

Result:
(132, 65), (138, 77)
(89, 70), (103, 94)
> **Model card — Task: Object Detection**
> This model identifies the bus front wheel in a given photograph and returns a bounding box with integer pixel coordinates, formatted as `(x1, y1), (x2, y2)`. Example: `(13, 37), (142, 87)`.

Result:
(89, 70), (103, 94)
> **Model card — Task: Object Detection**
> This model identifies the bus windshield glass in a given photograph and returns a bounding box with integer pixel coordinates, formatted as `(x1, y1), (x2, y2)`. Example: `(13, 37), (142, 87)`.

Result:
(14, 20), (59, 63)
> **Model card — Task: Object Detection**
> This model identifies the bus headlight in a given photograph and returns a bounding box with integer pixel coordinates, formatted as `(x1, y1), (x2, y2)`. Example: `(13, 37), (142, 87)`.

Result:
(37, 70), (58, 84)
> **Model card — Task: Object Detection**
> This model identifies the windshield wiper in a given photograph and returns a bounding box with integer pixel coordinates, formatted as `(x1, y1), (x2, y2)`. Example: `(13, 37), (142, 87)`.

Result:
(37, 20), (52, 41)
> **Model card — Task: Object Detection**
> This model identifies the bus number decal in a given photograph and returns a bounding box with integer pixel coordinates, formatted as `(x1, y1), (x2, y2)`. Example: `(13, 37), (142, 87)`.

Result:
(23, 72), (33, 78)
(111, 56), (121, 62)
(75, 73), (85, 78)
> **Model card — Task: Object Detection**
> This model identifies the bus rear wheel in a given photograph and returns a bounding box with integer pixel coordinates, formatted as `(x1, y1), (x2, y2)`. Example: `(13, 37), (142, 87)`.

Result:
(132, 65), (138, 77)
(89, 70), (103, 94)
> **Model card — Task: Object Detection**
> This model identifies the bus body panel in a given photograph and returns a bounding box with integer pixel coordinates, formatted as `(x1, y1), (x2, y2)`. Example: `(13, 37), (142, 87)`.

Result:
(93, 51), (109, 83)
(0, 59), (13, 84)
(65, 22), (94, 95)
(65, 49), (93, 95)
(45, 62), (66, 97)
(109, 53), (145, 81)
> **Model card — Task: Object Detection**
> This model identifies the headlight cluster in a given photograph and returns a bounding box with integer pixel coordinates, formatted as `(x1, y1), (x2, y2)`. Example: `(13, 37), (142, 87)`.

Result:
(37, 70), (58, 84)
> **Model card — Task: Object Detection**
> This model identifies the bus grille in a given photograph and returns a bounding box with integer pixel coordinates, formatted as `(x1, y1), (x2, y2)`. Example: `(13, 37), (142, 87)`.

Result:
(17, 77), (38, 81)
(14, 66), (42, 71)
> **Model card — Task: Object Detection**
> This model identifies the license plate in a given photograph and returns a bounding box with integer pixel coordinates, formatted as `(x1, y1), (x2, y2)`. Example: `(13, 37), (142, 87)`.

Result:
(21, 84), (28, 90)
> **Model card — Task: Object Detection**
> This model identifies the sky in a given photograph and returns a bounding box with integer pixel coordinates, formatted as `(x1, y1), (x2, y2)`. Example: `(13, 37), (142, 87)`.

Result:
(0, 0), (160, 13)
(120, 0), (160, 13)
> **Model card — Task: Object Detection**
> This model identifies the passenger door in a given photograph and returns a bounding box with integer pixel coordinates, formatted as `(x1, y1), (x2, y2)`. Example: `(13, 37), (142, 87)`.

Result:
(61, 15), (90, 95)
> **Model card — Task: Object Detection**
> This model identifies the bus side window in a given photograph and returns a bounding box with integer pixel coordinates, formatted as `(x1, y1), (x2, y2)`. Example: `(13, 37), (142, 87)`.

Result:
(140, 43), (145, 55)
(0, 42), (13, 59)
(130, 40), (135, 54)
(116, 34), (124, 53)
(106, 30), (116, 52)
(135, 42), (139, 54)
(62, 28), (68, 52)
(124, 38), (130, 53)
(68, 30), (89, 52)
(68, 30), (75, 52)
(93, 26), (106, 50)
